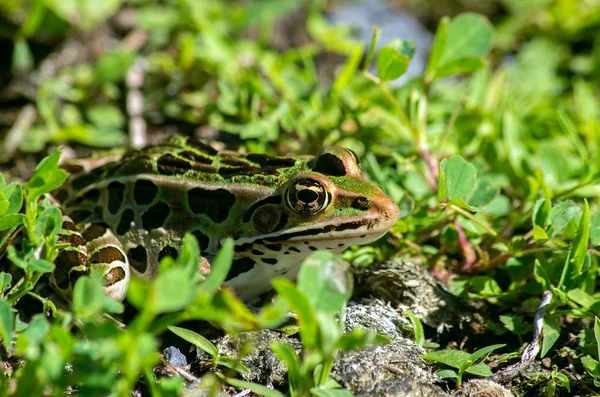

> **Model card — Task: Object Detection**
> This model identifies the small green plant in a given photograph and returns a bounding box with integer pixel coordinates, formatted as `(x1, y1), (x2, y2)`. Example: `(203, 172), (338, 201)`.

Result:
(581, 317), (600, 388)
(423, 344), (505, 388)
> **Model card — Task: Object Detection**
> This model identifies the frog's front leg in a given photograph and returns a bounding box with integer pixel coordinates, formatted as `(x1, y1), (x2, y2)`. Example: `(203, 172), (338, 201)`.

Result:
(52, 215), (131, 301)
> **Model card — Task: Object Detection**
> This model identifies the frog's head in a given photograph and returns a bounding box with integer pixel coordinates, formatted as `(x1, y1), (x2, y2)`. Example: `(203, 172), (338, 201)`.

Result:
(237, 146), (400, 251)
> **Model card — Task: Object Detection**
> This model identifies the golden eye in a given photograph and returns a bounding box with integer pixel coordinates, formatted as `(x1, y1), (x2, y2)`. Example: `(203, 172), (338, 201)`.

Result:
(286, 179), (329, 215)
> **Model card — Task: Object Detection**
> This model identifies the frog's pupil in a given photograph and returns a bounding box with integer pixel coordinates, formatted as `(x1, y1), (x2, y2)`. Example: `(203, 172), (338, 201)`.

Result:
(297, 189), (318, 204)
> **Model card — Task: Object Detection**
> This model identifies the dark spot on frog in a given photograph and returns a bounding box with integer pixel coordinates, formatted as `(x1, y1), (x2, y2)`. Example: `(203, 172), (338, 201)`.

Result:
(104, 266), (127, 287)
(288, 247), (301, 253)
(262, 258), (278, 265)
(179, 150), (213, 164)
(192, 230), (210, 251)
(82, 223), (109, 241)
(57, 232), (85, 247)
(221, 157), (252, 167)
(134, 179), (158, 205)
(187, 187), (235, 223)
(90, 246), (126, 265)
(70, 210), (91, 223)
(52, 265), (70, 289)
(157, 154), (192, 176)
(185, 137), (218, 156)
(313, 153), (347, 177)
(117, 208), (135, 235)
(115, 156), (154, 176)
(107, 181), (126, 214)
(265, 244), (282, 251)
(61, 220), (77, 232)
(252, 249), (264, 256)
(55, 189), (69, 203)
(71, 167), (104, 190)
(308, 246), (317, 251)
(245, 153), (296, 168)
(142, 202), (170, 230)
(127, 245), (148, 273)
(158, 246), (178, 262)
(225, 257), (256, 281)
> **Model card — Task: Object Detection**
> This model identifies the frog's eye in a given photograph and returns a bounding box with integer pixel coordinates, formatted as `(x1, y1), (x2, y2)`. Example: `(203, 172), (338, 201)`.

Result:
(286, 179), (330, 215)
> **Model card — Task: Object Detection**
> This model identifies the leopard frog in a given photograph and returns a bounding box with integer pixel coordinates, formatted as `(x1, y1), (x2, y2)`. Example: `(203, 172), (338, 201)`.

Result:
(51, 135), (400, 301)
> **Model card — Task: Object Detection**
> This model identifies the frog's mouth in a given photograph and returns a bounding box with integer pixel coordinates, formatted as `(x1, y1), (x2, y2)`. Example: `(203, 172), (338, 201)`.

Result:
(235, 212), (398, 249)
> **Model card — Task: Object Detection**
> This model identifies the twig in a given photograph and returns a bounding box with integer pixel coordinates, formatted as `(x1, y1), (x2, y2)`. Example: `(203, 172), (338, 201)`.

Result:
(2, 104), (36, 162)
(126, 58), (148, 148)
(492, 290), (553, 383)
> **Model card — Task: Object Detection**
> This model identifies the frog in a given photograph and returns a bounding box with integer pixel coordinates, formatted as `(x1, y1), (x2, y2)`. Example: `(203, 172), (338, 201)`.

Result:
(50, 135), (400, 301)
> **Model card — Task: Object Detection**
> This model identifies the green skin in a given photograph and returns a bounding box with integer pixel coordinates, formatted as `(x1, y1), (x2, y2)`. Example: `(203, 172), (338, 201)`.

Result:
(50, 136), (400, 301)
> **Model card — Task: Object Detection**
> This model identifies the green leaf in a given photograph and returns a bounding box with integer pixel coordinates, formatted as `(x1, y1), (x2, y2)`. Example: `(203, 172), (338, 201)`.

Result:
(333, 44), (364, 93)
(363, 26), (379, 72)
(0, 192), (7, 216)
(271, 342), (300, 384)
(272, 279), (319, 349)
(86, 104), (125, 129)
(34, 206), (62, 241)
(425, 17), (449, 80)
(533, 198), (552, 228)
(0, 214), (25, 231)
(153, 267), (195, 313)
(311, 389), (353, 397)
(435, 57), (485, 79)
(337, 329), (387, 351)
(437, 158), (448, 203)
(423, 349), (471, 369)
(595, 317), (600, 359)
(581, 355), (600, 376)
(377, 46), (411, 81)
(12, 38), (34, 73)
(440, 13), (494, 64)
(464, 362), (493, 377)
(45, 0), (122, 30)
(0, 299), (15, 350)
(436, 369), (458, 379)
(549, 201), (582, 238)
(221, 376), (286, 397)
(95, 51), (136, 83)
(468, 344), (505, 363)
(168, 326), (218, 358)
(25, 148), (68, 200)
(3, 183), (23, 215)
(406, 311), (425, 346)
(0, 273), (12, 293)
(199, 238), (233, 296)
(559, 200), (590, 289)
(542, 314), (561, 357)
(591, 212), (600, 246)
(73, 274), (123, 319)
(29, 259), (55, 273)
(296, 251), (351, 315)
(536, 142), (570, 187)
(532, 225), (549, 241)
(444, 155), (477, 201)
(468, 180), (499, 208)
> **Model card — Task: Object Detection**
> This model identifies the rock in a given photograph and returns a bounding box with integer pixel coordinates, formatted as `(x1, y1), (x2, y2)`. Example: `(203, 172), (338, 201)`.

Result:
(163, 346), (188, 367)
(352, 260), (476, 332)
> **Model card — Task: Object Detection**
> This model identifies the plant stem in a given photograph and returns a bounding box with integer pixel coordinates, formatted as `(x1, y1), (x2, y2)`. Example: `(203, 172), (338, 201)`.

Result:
(448, 204), (497, 236)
